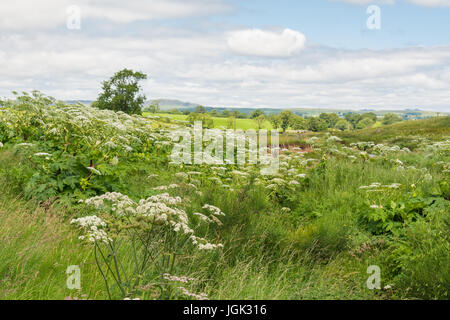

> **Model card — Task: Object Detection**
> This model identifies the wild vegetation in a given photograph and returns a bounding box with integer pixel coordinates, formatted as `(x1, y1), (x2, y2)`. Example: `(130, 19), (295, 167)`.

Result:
(0, 89), (448, 300)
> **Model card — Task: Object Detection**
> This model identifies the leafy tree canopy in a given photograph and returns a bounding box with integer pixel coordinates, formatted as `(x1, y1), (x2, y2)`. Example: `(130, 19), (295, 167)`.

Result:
(308, 117), (328, 132)
(94, 69), (147, 115)
(194, 105), (207, 114)
(250, 109), (265, 119)
(383, 113), (402, 125)
(279, 110), (294, 132)
(335, 119), (351, 131)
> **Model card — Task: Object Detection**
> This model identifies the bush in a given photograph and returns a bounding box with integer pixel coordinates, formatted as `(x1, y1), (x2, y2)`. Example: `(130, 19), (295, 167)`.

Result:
(391, 209), (450, 299)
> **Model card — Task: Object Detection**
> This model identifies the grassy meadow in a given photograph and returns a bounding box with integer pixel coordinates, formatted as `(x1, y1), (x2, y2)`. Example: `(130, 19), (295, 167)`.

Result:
(0, 94), (448, 300)
(145, 112), (273, 130)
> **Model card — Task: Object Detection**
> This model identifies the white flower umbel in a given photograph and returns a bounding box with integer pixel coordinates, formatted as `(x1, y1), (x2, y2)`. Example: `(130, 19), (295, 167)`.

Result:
(84, 192), (136, 217)
(177, 287), (208, 300)
(202, 204), (226, 216)
(70, 215), (112, 244)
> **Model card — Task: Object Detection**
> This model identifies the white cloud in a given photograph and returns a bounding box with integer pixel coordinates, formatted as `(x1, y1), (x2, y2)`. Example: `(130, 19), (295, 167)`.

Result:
(227, 29), (306, 57)
(1, 29), (449, 111)
(0, 0), (229, 30)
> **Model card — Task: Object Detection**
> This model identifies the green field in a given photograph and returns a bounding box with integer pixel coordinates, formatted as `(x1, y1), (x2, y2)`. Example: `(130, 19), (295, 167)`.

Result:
(0, 95), (449, 300)
(145, 112), (273, 130)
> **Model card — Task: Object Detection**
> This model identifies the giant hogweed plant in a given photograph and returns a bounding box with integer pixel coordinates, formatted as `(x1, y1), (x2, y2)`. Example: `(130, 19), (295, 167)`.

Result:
(0, 92), (174, 200)
(71, 192), (224, 300)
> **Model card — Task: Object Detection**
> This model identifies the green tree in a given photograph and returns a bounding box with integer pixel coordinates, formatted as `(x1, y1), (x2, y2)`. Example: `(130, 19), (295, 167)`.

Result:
(221, 110), (231, 118)
(187, 113), (214, 128)
(268, 114), (281, 130)
(227, 116), (236, 130)
(168, 108), (181, 114)
(236, 112), (248, 119)
(382, 113), (402, 125)
(146, 102), (160, 114)
(279, 110), (294, 132)
(95, 69), (147, 115)
(356, 117), (375, 129)
(319, 113), (339, 128)
(194, 105), (206, 114)
(253, 115), (266, 130)
(307, 117), (328, 132)
(361, 112), (377, 123)
(344, 113), (362, 129)
(335, 119), (351, 131)
(250, 109), (265, 119)
(290, 115), (307, 130)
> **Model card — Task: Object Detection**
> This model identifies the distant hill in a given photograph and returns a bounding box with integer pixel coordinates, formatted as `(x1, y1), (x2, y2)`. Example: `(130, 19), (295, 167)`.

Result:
(65, 100), (93, 105)
(148, 99), (202, 110)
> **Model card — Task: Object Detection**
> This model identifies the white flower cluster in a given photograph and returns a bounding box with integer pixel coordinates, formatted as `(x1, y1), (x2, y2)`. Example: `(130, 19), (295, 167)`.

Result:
(1, 93), (173, 158)
(163, 273), (195, 283)
(350, 141), (411, 154)
(137, 201), (194, 234)
(80, 192), (224, 250)
(193, 212), (213, 223)
(86, 166), (102, 176)
(202, 204), (226, 216)
(16, 143), (34, 147)
(70, 215), (112, 244)
(359, 182), (402, 191)
(143, 193), (182, 205)
(426, 140), (450, 152)
(33, 152), (52, 157)
(327, 136), (342, 142)
(83, 192), (136, 216)
(175, 172), (189, 179)
(177, 287), (208, 300)
(198, 243), (224, 250)
(153, 184), (179, 191)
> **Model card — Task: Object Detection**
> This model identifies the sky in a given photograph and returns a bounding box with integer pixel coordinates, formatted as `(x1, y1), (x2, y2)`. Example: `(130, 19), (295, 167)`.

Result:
(0, 0), (449, 111)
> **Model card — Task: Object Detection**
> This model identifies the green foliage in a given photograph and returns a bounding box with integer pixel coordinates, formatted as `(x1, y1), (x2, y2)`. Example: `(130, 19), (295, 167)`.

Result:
(335, 119), (351, 131)
(356, 117), (375, 129)
(361, 112), (377, 123)
(268, 114), (281, 130)
(363, 194), (446, 235)
(0, 92), (172, 201)
(307, 117), (328, 132)
(279, 110), (294, 132)
(290, 116), (307, 130)
(187, 112), (214, 128)
(383, 113), (402, 125)
(250, 109), (265, 119)
(144, 102), (160, 114)
(253, 115), (266, 130)
(95, 69), (147, 115)
(194, 105), (206, 114)
(390, 211), (449, 299)
(319, 113), (340, 128)
(345, 113), (362, 129)
(337, 116), (450, 144)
